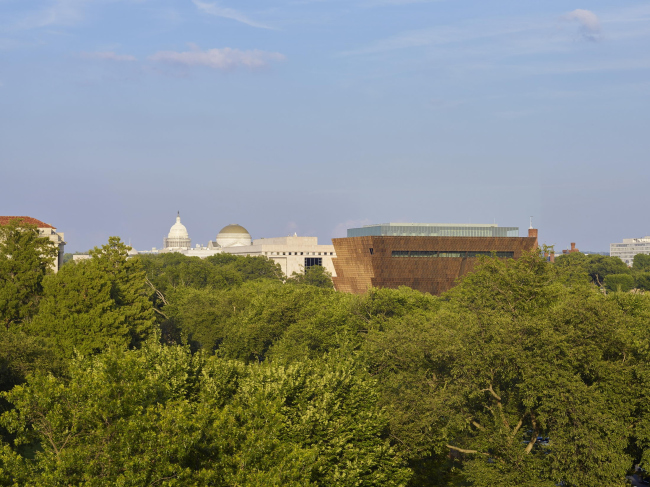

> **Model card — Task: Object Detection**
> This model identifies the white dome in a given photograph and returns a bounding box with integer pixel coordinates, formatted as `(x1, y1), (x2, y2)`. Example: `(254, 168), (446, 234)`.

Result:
(216, 224), (251, 248)
(164, 213), (191, 250)
(168, 214), (189, 239)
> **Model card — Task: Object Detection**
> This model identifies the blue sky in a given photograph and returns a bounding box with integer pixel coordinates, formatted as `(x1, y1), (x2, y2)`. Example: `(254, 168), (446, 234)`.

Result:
(1, 0), (649, 252)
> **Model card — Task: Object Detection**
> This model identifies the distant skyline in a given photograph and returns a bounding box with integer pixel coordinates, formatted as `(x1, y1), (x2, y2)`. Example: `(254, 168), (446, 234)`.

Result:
(1, 1), (649, 252)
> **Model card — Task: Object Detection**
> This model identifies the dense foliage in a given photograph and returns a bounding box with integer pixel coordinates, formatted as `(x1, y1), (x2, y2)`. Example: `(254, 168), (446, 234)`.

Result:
(1, 222), (650, 486)
(0, 343), (409, 486)
(0, 219), (57, 331)
(555, 251), (650, 291)
(28, 238), (155, 357)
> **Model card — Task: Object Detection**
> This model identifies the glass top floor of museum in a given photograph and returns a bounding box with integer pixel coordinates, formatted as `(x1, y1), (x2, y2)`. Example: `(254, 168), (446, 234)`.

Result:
(347, 223), (520, 238)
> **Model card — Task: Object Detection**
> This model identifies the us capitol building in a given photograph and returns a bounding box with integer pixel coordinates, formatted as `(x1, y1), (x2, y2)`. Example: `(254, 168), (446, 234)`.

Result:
(137, 213), (336, 277)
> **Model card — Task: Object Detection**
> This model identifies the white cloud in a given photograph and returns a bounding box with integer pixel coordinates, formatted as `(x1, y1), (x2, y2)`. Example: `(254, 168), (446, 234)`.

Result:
(192, 0), (275, 30)
(564, 9), (601, 40)
(80, 51), (137, 61)
(149, 46), (286, 70)
(341, 18), (540, 56)
(11, 0), (89, 30)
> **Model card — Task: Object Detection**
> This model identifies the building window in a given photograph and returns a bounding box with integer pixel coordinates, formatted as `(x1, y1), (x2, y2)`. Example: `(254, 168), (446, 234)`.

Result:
(391, 250), (514, 258)
(411, 251), (437, 258)
(305, 257), (322, 269)
(439, 252), (463, 258)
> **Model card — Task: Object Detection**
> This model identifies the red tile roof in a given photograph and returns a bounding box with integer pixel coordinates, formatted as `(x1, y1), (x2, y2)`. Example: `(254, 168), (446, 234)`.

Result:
(0, 216), (55, 229)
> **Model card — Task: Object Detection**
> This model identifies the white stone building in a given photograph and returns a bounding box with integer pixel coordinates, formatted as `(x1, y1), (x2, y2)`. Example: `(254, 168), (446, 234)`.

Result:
(139, 214), (336, 277)
(163, 212), (191, 250)
(224, 235), (337, 277)
(610, 237), (650, 266)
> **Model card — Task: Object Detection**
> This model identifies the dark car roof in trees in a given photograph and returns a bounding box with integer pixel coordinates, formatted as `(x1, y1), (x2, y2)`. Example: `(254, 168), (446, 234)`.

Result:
(0, 216), (55, 229)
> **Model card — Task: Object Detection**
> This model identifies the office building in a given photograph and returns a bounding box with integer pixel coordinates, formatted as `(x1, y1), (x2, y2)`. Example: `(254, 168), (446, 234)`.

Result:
(610, 237), (650, 266)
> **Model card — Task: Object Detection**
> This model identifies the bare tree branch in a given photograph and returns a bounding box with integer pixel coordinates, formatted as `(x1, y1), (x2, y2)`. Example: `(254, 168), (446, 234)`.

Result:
(145, 278), (168, 306)
(525, 415), (538, 454)
(446, 445), (491, 457)
(472, 421), (485, 430)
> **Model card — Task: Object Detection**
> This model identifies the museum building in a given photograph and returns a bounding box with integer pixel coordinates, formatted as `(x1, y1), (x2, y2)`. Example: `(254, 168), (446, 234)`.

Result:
(135, 213), (337, 277)
(332, 223), (538, 295)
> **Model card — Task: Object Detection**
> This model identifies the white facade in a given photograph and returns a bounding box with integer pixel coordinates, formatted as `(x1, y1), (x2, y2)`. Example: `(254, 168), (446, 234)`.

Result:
(222, 236), (337, 277)
(610, 237), (650, 266)
(163, 213), (191, 250)
(138, 215), (336, 277)
(39, 226), (66, 272)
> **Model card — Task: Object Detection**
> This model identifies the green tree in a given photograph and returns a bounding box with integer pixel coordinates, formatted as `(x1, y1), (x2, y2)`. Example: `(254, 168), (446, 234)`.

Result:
(0, 331), (63, 395)
(162, 280), (364, 362)
(0, 342), (411, 486)
(29, 237), (155, 357)
(205, 253), (284, 282)
(635, 272), (650, 291)
(88, 237), (155, 346)
(0, 331), (64, 446)
(581, 254), (630, 284)
(0, 219), (58, 330)
(217, 282), (345, 363)
(29, 260), (130, 356)
(162, 285), (246, 352)
(288, 265), (334, 288)
(367, 251), (650, 486)
(604, 273), (636, 293)
(138, 253), (284, 323)
(633, 253), (650, 272)
(555, 253), (630, 286)
(139, 252), (243, 296)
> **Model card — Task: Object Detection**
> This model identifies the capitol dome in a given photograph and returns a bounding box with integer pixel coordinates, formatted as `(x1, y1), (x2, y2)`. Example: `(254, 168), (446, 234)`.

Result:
(164, 213), (191, 249)
(216, 224), (251, 248)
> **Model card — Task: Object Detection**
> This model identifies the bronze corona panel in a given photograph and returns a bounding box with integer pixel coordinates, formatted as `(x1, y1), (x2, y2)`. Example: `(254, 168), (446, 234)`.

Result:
(332, 236), (538, 295)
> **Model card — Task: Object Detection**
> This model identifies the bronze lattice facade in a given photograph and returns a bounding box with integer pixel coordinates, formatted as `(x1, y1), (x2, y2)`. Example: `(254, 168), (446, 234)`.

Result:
(332, 235), (538, 295)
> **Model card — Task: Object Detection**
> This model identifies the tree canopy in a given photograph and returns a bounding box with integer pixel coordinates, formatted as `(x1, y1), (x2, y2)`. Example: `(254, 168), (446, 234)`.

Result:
(366, 252), (650, 486)
(28, 237), (155, 357)
(0, 219), (58, 330)
(0, 342), (410, 486)
(1, 240), (650, 486)
(633, 253), (650, 272)
(287, 265), (334, 288)
(554, 252), (630, 286)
